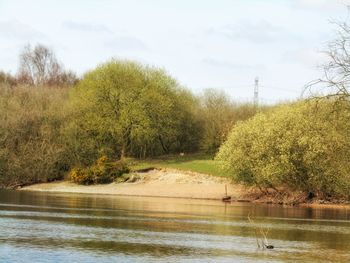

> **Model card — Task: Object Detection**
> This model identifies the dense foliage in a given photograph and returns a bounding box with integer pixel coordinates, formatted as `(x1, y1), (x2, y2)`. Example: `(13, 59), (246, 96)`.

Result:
(0, 58), (259, 187)
(67, 60), (201, 163)
(216, 100), (350, 198)
(0, 85), (70, 187)
(69, 156), (129, 185)
(1, 58), (350, 201)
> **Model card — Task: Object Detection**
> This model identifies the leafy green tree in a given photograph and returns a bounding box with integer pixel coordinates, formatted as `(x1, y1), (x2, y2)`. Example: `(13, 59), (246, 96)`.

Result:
(67, 60), (200, 162)
(216, 100), (350, 198)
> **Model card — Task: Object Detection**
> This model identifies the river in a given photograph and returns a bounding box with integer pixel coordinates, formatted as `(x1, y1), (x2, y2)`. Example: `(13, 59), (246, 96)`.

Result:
(0, 189), (349, 262)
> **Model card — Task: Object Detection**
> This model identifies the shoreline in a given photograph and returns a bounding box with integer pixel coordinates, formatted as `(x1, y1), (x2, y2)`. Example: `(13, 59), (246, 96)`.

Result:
(20, 168), (244, 201)
(19, 168), (350, 209)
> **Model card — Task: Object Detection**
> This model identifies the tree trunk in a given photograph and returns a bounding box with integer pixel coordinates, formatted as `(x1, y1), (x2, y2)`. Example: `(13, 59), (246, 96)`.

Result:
(158, 135), (169, 154)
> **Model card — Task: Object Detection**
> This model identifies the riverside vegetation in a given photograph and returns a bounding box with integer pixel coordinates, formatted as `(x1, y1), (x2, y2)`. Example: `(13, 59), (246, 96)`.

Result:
(1, 20), (350, 203)
(216, 100), (350, 200)
(0, 46), (257, 188)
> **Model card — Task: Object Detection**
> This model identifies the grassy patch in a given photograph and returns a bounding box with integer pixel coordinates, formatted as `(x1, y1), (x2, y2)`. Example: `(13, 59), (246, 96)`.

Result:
(128, 153), (230, 177)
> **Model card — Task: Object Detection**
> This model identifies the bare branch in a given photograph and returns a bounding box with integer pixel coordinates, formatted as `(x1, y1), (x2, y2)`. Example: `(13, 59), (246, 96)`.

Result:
(306, 18), (350, 100)
(17, 44), (78, 87)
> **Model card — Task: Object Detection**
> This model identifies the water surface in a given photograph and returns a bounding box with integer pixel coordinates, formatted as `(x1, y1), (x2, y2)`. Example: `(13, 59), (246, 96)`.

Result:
(0, 189), (349, 262)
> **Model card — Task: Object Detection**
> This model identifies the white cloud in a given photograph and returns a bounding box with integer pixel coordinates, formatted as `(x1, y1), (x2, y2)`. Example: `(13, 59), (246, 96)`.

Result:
(104, 36), (148, 51)
(202, 58), (264, 71)
(0, 20), (45, 40)
(62, 21), (112, 33)
(282, 48), (328, 67)
(293, 0), (348, 11)
(207, 20), (295, 43)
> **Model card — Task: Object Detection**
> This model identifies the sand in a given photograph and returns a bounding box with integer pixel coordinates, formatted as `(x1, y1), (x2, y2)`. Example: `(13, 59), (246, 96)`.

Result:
(20, 168), (350, 209)
(20, 168), (244, 200)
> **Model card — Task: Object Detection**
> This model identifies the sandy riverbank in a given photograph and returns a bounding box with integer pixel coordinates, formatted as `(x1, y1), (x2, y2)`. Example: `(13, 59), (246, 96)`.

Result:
(20, 168), (350, 208)
(21, 168), (244, 200)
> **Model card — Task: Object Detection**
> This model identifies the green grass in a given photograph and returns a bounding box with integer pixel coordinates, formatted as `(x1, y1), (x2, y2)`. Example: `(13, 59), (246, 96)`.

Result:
(128, 153), (230, 177)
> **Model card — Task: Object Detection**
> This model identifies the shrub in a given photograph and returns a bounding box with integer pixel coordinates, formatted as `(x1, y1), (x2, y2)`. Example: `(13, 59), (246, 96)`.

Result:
(216, 100), (350, 198)
(69, 167), (94, 185)
(69, 156), (130, 185)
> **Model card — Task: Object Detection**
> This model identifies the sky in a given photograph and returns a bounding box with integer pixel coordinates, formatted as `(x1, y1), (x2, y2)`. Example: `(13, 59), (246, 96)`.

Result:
(0, 0), (350, 103)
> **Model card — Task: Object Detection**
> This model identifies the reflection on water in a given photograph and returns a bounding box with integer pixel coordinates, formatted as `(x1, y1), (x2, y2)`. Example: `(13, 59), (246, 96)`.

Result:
(0, 189), (349, 262)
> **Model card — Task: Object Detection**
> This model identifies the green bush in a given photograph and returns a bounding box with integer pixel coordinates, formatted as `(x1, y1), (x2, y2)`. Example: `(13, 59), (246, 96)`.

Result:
(69, 156), (130, 185)
(216, 100), (350, 198)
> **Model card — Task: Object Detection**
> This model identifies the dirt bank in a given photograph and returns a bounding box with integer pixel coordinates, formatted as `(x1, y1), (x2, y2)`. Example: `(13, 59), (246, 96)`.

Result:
(21, 168), (244, 200)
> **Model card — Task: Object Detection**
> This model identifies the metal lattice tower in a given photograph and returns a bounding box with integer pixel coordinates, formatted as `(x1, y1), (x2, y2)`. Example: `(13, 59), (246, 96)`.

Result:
(254, 77), (259, 106)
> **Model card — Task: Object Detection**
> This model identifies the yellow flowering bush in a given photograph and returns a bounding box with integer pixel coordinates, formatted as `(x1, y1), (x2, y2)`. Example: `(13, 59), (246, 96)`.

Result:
(69, 156), (130, 185)
(69, 167), (94, 185)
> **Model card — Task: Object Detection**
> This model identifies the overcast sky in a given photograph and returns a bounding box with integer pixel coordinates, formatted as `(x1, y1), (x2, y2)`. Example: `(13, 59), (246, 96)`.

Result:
(0, 0), (349, 103)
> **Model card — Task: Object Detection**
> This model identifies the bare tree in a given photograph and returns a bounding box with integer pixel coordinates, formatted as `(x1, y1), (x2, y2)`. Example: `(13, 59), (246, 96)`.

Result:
(17, 44), (77, 87)
(305, 20), (350, 99)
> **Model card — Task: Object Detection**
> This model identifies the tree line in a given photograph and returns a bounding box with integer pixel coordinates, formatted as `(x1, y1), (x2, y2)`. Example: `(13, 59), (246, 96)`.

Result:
(0, 44), (257, 187)
(1, 18), (349, 201)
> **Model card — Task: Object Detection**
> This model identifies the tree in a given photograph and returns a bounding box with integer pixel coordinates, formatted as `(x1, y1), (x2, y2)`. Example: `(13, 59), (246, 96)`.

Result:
(306, 20), (350, 99)
(17, 44), (77, 87)
(199, 89), (257, 153)
(216, 100), (350, 198)
(67, 60), (200, 162)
